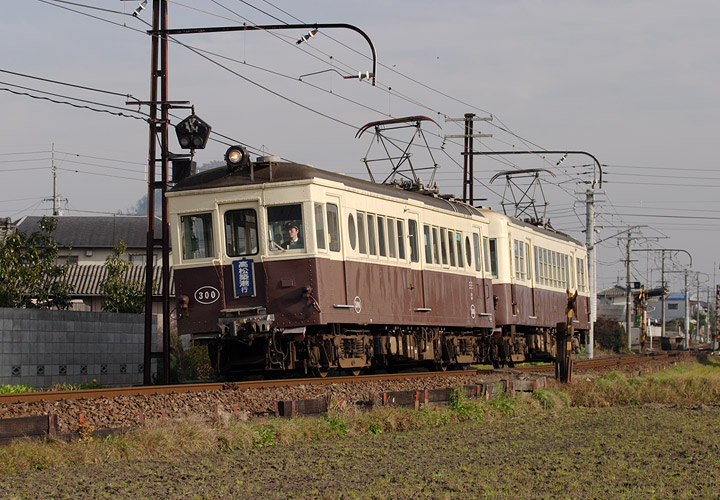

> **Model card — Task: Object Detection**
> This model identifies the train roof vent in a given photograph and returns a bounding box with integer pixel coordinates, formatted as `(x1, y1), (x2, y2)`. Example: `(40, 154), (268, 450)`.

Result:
(256, 155), (281, 164)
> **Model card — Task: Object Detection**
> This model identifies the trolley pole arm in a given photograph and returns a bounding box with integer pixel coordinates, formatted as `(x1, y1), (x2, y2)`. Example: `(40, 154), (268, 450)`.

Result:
(152, 23), (377, 85)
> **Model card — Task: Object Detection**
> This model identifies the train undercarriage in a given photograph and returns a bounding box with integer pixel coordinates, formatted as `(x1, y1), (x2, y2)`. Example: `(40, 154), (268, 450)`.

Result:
(204, 311), (583, 378)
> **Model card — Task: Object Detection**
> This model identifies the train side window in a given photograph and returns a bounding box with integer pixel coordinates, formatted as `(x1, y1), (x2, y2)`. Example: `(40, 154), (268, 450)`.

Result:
(387, 217), (397, 258)
(224, 209), (258, 257)
(377, 216), (387, 257)
(525, 242), (531, 282)
(327, 203), (341, 252)
(267, 204), (304, 252)
(447, 230), (455, 267)
(473, 234), (481, 272)
(367, 214), (377, 256)
(357, 212), (367, 254)
(314, 203), (326, 250)
(347, 213), (357, 251)
(534, 247), (540, 283)
(407, 219), (418, 263)
(488, 238), (498, 278)
(432, 227), (440, 264)
(456, 232), (463, 268)
(440, 229), (449, 265)
(423, 224), (433, 264)
(513, 239), (526, 280)
(181, 213), (214, 260)
(398, 220), (408, 261)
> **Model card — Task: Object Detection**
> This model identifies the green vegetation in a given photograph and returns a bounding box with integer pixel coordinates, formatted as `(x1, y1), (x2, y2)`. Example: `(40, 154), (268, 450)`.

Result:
(3, 356), (720, 499)
(566, 355), (720, 407)
(99, 241), (145, 314)
(593, 317), (629, 353)
(0, 216), (72, 309)
(0, 384), (35, 394)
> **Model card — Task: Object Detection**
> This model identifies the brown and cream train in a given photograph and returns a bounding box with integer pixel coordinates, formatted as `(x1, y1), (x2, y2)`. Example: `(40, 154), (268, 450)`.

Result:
(167, 148), (589, 377)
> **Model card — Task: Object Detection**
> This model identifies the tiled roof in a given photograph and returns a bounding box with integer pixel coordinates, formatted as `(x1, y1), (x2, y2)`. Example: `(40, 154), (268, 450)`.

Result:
(63, 264), (174, 297)
(15, 215), (164, 249)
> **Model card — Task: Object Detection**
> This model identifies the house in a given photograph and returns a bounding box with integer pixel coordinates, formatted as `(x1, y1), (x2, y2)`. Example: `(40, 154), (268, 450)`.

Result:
(13, 215), (173, 313)
(647, 292), (703, 323)
(15, 215), (165, 266)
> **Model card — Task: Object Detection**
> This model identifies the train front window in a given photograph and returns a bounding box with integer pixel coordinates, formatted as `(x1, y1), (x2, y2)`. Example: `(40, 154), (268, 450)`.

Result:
(267, 204), (304, 252)
(181, 213), (214, 260)
(224, 209), (258, 257)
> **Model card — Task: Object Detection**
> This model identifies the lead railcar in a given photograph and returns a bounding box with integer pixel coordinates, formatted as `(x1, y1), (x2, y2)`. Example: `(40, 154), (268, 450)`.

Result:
(168, 147), (589, 377)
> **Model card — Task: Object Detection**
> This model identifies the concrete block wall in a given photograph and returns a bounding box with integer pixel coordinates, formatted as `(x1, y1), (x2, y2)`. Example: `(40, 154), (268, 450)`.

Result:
(0, 308), (151, 388)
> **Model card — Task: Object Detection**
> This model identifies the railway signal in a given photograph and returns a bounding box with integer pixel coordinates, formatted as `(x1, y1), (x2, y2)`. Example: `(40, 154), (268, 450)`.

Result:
(175, 113), (211, 150)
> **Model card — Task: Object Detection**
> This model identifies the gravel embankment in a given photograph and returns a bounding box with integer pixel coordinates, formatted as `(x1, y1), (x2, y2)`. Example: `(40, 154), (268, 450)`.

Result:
(0, 371), (532, 433)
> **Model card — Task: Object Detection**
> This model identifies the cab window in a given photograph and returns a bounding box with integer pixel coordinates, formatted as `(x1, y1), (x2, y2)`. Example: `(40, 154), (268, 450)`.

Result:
(224, 209), (258, 257)
(267, 204), (304, 252)
(181, 213), (214, 260)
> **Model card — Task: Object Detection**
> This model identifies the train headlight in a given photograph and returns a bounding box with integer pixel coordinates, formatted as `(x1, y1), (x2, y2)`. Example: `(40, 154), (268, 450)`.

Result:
(225, 145), (250, 172)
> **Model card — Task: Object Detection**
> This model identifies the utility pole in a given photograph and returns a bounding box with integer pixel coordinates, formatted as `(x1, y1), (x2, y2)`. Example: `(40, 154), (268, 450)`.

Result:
(44, 143), (67, 216)
(624, 230), (633, 350)
(661, 250), (667, 339)
(444, 114), (492, 205)
(696, 274), (701, 342)
(586, 188), (596, 358)
(684, 269), (690, 349)
(52, 143), (58, 216)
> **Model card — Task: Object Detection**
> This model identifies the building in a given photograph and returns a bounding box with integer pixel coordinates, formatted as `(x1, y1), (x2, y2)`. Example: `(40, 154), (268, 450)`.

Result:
(13, 215), (172, 313)
(15, 215), (165, 266)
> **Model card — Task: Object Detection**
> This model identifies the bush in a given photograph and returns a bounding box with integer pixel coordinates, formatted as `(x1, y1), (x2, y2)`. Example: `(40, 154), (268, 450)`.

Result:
(594, 318), (627, 353)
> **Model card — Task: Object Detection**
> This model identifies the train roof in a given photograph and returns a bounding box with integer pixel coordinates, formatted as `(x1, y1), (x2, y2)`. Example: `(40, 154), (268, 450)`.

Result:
(171, 159), (485, 217)
(171, 159), (585, 248)
(477, 206), (583, 246)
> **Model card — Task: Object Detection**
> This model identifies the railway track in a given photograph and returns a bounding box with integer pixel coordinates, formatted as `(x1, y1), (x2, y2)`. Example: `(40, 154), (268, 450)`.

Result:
(0, 369), (479, 405)
(513, 352), (676, 373)
(0, 352), (680, 405)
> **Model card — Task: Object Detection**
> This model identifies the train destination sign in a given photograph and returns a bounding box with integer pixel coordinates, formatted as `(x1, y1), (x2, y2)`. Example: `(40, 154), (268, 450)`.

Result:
(232, 258), (256, 297)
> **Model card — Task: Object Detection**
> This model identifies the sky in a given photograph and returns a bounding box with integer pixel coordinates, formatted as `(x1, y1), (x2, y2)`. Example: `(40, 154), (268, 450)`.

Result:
(1, 0), (719, 297)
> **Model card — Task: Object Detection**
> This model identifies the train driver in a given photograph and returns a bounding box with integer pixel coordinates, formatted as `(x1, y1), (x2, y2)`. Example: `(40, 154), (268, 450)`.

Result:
(282, 222), (304, 249)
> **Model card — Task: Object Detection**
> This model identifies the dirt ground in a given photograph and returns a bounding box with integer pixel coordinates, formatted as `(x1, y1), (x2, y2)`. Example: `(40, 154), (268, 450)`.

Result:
(4, 405), (720, 499)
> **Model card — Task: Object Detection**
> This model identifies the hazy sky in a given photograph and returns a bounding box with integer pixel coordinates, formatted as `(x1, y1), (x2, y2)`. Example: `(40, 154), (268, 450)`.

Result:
(2, 0), (718, 296)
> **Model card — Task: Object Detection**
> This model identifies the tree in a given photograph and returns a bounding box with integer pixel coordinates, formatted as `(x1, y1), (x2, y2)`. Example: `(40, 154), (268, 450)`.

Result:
(594, 318), (627, 353)
(0, 216), (72, 309)
(100, 241), (145, 313)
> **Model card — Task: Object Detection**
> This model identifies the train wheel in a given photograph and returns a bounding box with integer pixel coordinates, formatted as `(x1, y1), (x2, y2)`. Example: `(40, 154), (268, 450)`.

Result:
(434, 362), (448, 372)
(349, 368), (362, 377)
(313, 367), (329, 378)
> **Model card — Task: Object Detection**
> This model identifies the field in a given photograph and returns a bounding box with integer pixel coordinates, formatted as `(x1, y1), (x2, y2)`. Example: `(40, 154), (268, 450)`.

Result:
(3, 357), (720, 499)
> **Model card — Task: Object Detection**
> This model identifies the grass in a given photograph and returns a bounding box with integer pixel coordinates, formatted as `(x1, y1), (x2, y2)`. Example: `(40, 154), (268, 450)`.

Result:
(2, 356), (718, 477)
(565, 355), (720, 407)
(0, 381), (102, 394)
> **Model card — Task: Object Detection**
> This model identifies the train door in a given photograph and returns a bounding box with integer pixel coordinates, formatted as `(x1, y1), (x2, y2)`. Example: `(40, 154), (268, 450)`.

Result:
(323, 195), (349, 307)
(528, 238), (537, 318)
(405, 213), (425, 314)
(509, 237), (518, 317)
(472, 228), (488, 315)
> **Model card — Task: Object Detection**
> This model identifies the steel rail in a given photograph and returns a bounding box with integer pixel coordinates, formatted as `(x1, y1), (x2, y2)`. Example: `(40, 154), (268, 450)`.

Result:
(0, 369), (479, 404)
